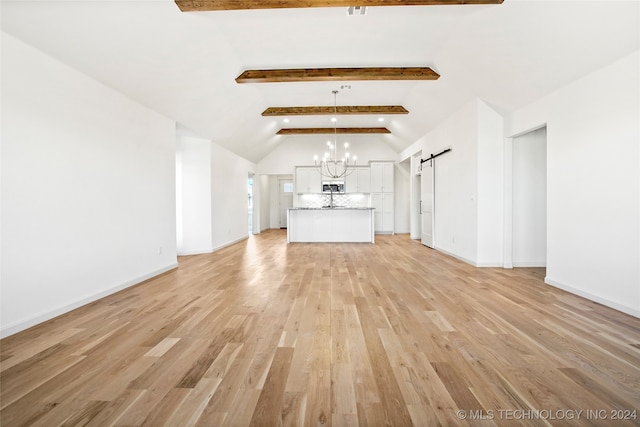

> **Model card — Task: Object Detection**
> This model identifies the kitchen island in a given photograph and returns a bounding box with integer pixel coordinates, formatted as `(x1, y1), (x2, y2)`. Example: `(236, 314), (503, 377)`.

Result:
(287, 207), (375, 243)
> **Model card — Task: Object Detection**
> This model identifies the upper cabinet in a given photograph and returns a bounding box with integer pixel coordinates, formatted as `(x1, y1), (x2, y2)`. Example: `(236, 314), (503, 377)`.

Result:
(295, 166), (322, 194)
(345, 167), (370, 193)
(370, 161), (394, 193)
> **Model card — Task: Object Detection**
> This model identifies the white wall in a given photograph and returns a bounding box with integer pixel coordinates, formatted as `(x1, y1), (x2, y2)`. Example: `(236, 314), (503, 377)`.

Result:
(431, 101), (479, 264)
(1, 33), (178, 337)
(259, 174), (271, 232)
(210, 143), (256, 249)
(403, 101), (479, 263)
(399, 99), (504, 266)
(176, 136), (212, 255)
(512, 127), (547, 267)
(507, 50), (640, 317)
(476, 101), (504, 266)
(249, 172), (260, 234)
(176, 135), (257, 253)
(257, 137), (398, 175)
(399, 50), (639, 317)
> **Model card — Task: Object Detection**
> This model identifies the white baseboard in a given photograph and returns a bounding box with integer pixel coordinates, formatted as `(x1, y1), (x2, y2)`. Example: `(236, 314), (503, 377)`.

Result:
(434, 246), (532, 268)
(475, 261), (504, 267)
(434, 247), (477, 266)
(434, 246), (501, 267)
(212, 235), (249, 252)
(428, 251), (639, 318)
(178, 247), (215, 256)
(1, 262), (179, 338)
(545, 276), (640, 319)
(513, 261), (547, 267)
(177, 235), (249, 256)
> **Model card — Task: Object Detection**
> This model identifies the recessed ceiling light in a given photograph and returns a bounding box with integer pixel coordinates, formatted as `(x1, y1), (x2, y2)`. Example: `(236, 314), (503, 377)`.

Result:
(347, 6), (367, 16)
(331, 117), (337, 123)
(378, 117), (385, 122)
(283, 118), (290, 123)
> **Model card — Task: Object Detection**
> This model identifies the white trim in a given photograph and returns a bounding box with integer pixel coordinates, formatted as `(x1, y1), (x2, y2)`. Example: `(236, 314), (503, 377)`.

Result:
(430, 248), (638, 318)
(503, 137), (513, 269)
(508, 123), (547, 139)
(435, 247), (476, 266)
(434, 246), (503, 268)
(178, 247), (215, 256)
(212, 236), (249, 252)
(513, 261), (547, 268)
(0, 263), (179, 338)
(475, 262), (504, 268)
(177, 235), (249, 256)
(545, 276), (640, 319)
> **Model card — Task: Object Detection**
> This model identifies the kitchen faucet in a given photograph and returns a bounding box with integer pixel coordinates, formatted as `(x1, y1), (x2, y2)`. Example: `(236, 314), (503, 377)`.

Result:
(327, 187), (335, 208)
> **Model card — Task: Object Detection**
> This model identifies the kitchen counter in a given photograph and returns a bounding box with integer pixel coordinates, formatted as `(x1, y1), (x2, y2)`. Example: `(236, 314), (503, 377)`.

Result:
(288, 207), (375, 210)
(287, 207), (375, 243)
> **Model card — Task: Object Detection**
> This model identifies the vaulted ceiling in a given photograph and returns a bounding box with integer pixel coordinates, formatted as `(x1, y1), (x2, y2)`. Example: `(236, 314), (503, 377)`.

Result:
(2, 1), (638, 163)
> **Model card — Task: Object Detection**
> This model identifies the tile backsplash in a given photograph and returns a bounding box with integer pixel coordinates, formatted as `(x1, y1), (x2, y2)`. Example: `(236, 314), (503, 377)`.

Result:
(298, 193), (370, 208)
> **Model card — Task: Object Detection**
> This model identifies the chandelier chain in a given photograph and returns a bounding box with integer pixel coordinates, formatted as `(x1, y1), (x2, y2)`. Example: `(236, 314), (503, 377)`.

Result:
(313, 90), (357, 179)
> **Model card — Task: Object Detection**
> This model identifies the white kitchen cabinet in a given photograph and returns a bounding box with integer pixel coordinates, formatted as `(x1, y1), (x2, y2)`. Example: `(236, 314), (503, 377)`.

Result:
(295, 167), (321, 194)
(371, 192), (394, 234)
(345, 167), (370, 193)
(287, 208), (375, 243)
(370, 161), (394, 193)
(370, 162), (394, 234)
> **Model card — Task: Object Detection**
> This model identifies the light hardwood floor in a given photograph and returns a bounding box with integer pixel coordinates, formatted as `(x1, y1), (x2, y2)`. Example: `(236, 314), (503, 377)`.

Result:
(1, 230), (639, 426)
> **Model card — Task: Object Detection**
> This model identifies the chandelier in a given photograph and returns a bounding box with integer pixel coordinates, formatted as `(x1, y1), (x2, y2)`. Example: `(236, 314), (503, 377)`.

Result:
(313, 90), (357, 179)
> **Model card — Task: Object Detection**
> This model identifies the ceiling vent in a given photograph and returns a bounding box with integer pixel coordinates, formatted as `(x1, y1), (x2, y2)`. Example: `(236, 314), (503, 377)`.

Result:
(347, 6), (367, 16)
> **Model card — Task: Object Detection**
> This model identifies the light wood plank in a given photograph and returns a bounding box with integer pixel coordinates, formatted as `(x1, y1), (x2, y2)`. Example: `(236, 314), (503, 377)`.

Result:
(144, 337), (181, 357)
(1, 231), (640, 426)
(249, 347), (294, 425)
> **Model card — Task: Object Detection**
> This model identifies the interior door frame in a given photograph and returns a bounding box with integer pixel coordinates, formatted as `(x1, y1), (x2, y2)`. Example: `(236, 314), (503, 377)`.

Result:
(504, 125), (548, 269)
(410, 153), (422, 240)
(278, 178), (293, 229)
(247, 172), (254, 235)
(421, 158), (435, 248)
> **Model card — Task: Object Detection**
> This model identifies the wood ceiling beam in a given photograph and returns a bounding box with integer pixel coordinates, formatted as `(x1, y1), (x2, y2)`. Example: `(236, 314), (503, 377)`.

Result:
(236, 67), (439, 83)
(263, 105), (409, 116)
(176, 0), (503, 12)
(277, 127), (390, 135)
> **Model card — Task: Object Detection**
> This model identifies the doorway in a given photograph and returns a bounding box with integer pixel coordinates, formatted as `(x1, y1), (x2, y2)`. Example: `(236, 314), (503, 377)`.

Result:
(512, 126), (547, 267)
(248, 173), (254, 235)
(279, 178), (293, 229)
(410, 153), (422, 240)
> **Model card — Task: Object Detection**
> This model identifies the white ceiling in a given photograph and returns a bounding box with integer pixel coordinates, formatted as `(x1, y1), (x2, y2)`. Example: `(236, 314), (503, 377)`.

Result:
(2, 0), (639, 163)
